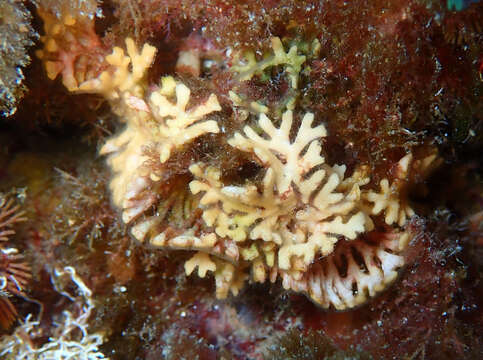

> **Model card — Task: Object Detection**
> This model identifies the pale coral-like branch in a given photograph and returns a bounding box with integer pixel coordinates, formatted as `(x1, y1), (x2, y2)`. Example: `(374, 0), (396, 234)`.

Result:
(281, 231), (410, 309)
(184, 252), (217, 278)
(213, 261), (248, 299)
(365, 154), (415, 226)
(190, 110), (369, 278)
(150, 76), (221, 162)
(78, 38), (156, 101)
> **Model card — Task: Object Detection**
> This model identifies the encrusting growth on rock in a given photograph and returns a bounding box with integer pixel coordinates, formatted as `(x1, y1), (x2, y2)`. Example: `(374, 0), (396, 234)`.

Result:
(36, 1), (104, 92)
(0, 0), (36, 117)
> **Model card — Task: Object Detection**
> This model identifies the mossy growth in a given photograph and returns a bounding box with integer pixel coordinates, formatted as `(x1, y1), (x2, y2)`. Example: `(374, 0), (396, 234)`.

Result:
(265, 328), (372, 360)
(0, 0), (36, 117)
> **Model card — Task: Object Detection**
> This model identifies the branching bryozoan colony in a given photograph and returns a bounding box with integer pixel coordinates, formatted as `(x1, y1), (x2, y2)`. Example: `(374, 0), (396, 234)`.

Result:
(37, 25), (440, 309)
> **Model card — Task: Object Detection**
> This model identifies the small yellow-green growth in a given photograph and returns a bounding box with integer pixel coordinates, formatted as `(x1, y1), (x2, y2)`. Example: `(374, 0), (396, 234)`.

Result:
(229, 91), (269, 114)
(231, 37), (306, 89)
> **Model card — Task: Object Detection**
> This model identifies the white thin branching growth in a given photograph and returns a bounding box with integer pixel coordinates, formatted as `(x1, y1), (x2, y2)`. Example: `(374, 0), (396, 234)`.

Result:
(0, 266), (108, 360)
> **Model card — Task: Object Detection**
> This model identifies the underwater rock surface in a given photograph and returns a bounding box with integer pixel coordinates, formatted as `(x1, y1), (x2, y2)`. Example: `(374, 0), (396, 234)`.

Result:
(0, 0), (481, 359)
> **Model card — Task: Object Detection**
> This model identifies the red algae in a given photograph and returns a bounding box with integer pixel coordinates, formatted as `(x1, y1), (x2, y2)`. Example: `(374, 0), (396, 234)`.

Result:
(0, 193), (30, 330)
(0, 0), (481, 359)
